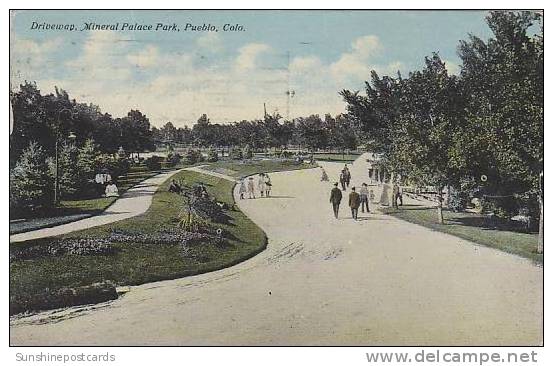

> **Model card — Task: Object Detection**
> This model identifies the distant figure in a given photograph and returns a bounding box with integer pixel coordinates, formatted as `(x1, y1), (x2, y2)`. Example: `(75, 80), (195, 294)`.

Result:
(264, 174), (272, 197)
(258, 173), (266, 197)
(329, 182), (343, 219)
(359, 183), (370, 213)
(247, 177), (255, 199)
(369, 189), (375, 203)
(342, 165), (352, 188)
(339, 172), (346, 191)
(392, 182), (403, 209)
(105, 181), (119, 197)
(195, 182), (208, 198)
(320, 167), (329, 182)
(238, 179), (247, 200)
(168, 179), (182, 194)
(349, 186), (361, 220)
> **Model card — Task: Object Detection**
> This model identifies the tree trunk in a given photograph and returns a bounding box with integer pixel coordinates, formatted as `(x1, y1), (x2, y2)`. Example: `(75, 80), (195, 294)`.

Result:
(437, 189), (444, 224)
(538, 196), (543, 254)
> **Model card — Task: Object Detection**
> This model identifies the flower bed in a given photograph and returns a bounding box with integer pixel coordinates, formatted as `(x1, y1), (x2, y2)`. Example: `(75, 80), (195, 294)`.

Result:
(10, 238), (119, 262)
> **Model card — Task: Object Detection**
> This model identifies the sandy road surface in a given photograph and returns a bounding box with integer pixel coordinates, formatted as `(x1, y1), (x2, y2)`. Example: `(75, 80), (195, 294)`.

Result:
(10, 160), (542, 346)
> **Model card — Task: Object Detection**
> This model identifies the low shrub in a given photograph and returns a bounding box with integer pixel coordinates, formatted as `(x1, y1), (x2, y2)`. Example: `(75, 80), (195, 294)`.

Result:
(166, 152), (182, 167)
(207, 148), (219, 162)
(10, 281), (118, 315)
(144, 155), (163, 171)
(10, 238), (119, 262)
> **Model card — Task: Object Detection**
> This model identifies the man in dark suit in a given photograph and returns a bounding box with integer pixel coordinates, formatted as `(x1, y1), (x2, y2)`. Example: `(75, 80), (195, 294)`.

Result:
(329, 182), (342, 219)
(349, 186), (361, 220)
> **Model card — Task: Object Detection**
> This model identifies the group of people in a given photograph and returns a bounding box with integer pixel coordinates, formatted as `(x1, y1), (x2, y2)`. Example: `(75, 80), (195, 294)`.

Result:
(327, 164), (374, 220)
(238, 173), (272, 199)
(330, 182), (373, 220)
(339, 165), (352, 191)
(168, 179), (209, 198)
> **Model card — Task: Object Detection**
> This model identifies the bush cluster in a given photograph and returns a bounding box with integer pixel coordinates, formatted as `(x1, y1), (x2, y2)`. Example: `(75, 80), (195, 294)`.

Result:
(10, 237), (119, 262)
(144, 155), (163, 171)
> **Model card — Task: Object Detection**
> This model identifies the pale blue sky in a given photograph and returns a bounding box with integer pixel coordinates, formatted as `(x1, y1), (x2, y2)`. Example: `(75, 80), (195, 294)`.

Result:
(11, 10), (494, 127)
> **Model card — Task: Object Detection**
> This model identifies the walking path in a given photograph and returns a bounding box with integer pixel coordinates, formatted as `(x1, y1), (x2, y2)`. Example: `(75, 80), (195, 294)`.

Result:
(10, 168), (186, 243)
(10, 157), (543, 345)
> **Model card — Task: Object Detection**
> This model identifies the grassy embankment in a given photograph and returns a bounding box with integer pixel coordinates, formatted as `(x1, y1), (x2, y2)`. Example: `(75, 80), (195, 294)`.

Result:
(381, 204), (542, 264)
(10, 160), (314, 314)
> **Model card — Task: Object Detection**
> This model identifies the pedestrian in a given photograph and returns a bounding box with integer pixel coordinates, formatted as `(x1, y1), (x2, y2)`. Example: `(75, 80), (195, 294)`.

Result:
(339, 172), (346, 191)
(168, 179), (182, 194)
(247, 177), (255, 199)
(258, 173), (266, 197)
(349, 186), (361, 220)
(392, 182), (403, 209)
(264, 174), (272, 197)
(105, 181), (119, 197)
(199, 182), (208, 198)
(320, 167), (329, 182)
(238, 179), (247, 200)
(369, 189), (375, 203)
(359, 182), (370, 213)
(330, 182), (343, 219)
(343, 165), (352, 188)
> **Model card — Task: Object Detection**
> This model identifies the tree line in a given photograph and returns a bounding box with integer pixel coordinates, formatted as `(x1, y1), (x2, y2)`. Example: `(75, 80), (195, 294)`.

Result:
(152, 113), (358, 152)
(341, 11), (543, 249)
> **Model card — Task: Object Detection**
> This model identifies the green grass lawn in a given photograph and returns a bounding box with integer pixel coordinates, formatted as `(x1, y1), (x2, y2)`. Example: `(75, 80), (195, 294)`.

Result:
(312, 152), (361, 162)
(10, 170), (267, 314)
(11, 165), (176, 234)
(205, 159), (318, 178)
(381, 205), (542, 264)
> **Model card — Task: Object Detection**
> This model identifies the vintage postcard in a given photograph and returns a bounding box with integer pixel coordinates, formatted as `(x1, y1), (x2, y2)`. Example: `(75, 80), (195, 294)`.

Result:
(9, 9), (543, 349)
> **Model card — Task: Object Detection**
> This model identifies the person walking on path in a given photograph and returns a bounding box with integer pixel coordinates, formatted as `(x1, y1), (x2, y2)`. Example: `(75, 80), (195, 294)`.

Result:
(320, 167), (329, 182)
(359, 183), (370, 213)
(349, 186), (361, 220)
(342, 165), (352, 188)
(264, 174), (272, 197)
(392, 182), (402, 209)
(258, 173), (266, 197)
(329, 182), (343, 219)
(247, 177), (255, 199)
(339, 172), (346, 191)
(239, 179), (247, 200)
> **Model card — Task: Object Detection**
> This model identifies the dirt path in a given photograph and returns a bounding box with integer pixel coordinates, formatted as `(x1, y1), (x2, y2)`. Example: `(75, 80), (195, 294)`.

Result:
(10, 160), (543, 345)
(10, 168), (186, 243)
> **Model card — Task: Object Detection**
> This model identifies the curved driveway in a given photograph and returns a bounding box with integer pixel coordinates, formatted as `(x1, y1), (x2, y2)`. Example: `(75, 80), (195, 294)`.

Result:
(10, 160), (543, 346)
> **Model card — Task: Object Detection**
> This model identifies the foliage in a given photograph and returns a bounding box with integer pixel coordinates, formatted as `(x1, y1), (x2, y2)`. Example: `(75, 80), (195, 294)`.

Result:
(10, 237), (119, 262)
(185, 149), (203, 165)
(341, 11), (543, 227)
(165, 151), (182, 167)
(207, 148), (219, 162)
(144, 155), (163, 171)
(229, 146), (243, 160)
(10, 141), (53, 212)
(242, 144), (253, 159)
(54, 141), (80, 199)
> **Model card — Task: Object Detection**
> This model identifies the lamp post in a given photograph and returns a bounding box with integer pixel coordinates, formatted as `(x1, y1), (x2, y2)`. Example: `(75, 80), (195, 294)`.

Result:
(54, 108), (76, 205)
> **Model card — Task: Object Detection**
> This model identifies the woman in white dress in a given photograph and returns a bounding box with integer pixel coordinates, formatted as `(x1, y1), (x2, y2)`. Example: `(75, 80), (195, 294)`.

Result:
(258, 173), (266, 197)
(105, 181), (119, 197)
(264, 174), (272, 197)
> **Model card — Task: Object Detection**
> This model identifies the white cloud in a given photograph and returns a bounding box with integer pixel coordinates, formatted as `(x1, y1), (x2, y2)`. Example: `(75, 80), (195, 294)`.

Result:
(127, 45), (159, 68)
(235, 43), (271, 70)
(12, 32), (405, 127)
(330, 35), (384, 82)
(10, 37), (63, 86)
(196, 33), (223, 52)
(68, 32), (133, 80)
